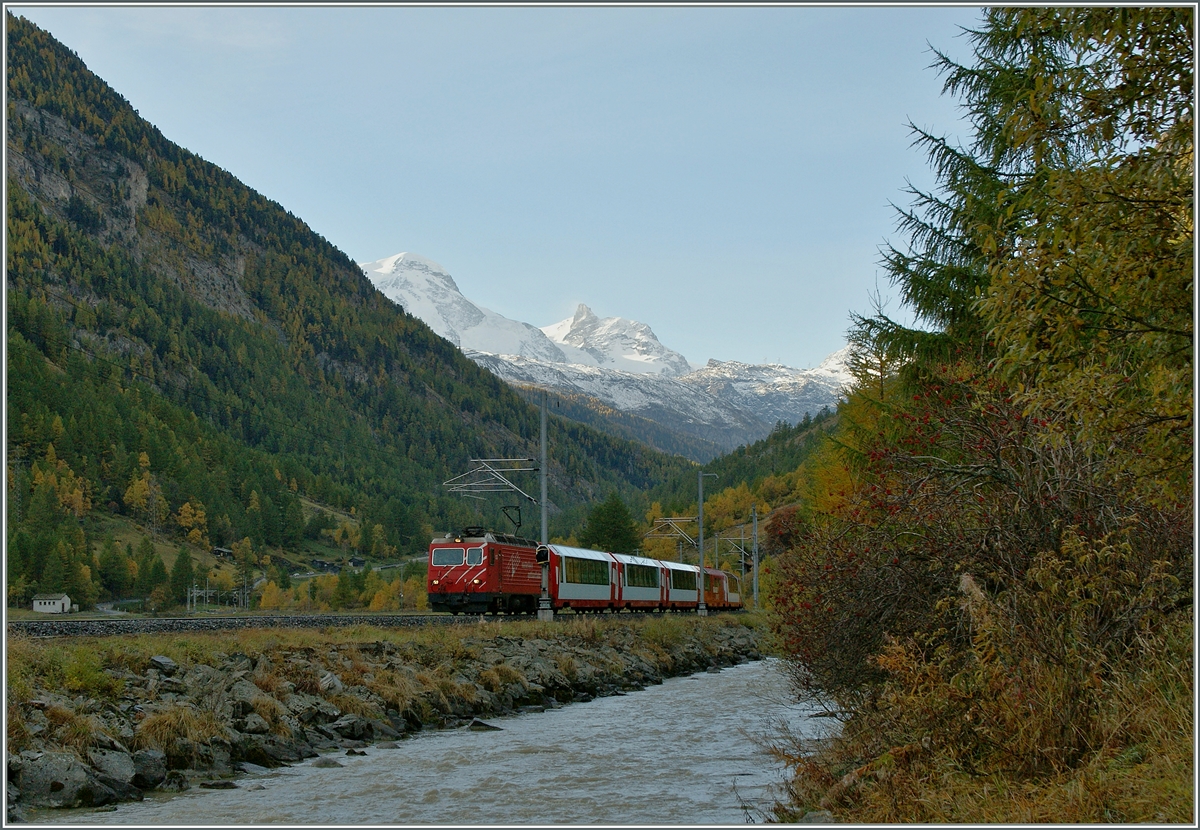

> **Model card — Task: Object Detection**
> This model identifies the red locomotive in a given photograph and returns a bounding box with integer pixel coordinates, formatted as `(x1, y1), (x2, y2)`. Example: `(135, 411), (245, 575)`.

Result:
(427, 527), (743, 614)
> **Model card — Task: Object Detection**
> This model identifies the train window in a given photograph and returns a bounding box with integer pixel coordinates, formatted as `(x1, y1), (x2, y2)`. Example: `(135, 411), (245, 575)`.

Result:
(563, 556), (609, 585)
(670, 570), (697, 592)
(626, 563), (658, 588)
(466, 546), (483, 566)
(431, 547), (465, 567)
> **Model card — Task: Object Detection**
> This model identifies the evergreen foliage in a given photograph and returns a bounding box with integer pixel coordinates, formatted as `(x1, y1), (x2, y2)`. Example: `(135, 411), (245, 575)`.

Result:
(577, 491), (641, 554)
(768, 9), (1192, 821)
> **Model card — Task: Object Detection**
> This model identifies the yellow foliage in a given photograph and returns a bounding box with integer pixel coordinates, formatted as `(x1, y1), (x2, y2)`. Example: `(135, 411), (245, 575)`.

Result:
(705, 482), (766, 532)
(207, 567), (235, 592)
(175, 500), (209, 548)
(258, 581), (288, 611)
(32, 449), (92, 519)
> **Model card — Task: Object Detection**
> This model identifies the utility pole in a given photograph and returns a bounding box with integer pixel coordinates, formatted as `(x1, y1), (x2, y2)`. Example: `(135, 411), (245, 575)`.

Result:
(752, 504), (759, 609)
(698, 471), (717, 616)
(740, 523), (745, 584)
(540, 392), (548, 546)
(537, 393), (553, 622)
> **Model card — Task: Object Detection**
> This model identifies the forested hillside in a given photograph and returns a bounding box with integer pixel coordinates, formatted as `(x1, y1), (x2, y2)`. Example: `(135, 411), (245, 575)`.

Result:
(4, 13), (693, 609)
(632, 409), (838, 568)
(766, 9), (1192, 822)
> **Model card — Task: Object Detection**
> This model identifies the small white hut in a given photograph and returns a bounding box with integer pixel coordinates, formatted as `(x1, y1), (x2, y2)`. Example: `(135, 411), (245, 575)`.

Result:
(32, 593), (71, 614)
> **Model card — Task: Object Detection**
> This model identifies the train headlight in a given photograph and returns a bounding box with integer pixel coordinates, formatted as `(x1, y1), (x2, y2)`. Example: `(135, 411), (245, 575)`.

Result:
(432, 579), (440, 585)
(472, 578), (481, 585)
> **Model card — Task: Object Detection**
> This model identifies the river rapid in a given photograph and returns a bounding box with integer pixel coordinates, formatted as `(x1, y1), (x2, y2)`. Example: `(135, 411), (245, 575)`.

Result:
(31, 658), (833, 826)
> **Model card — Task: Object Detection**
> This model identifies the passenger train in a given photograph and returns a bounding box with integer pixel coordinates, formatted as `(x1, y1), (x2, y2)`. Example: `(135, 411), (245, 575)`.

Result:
(427, 527), (742, 614)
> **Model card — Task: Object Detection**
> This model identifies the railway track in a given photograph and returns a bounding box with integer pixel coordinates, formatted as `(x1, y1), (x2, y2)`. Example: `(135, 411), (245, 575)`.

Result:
(4, 612), (484, 639)
(5, 608), (710, 639)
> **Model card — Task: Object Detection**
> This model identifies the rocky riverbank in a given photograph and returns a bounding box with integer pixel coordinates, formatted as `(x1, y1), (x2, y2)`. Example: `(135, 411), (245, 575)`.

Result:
(6, 614), (765, 821)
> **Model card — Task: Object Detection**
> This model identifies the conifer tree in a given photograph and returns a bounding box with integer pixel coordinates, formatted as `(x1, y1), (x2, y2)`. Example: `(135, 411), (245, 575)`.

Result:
(170, 545), (194, 604)
(578, 491), (640, 554)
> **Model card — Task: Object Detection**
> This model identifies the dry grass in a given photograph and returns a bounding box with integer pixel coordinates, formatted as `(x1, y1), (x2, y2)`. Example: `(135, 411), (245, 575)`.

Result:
(7, 704), (33, 752)
(280, 661), (323, 695)
(364, 668), (424, 712)
(248, 695), (293, 737)
(774, 612), (1194, 824)
(326, 692), (384, 720)
(133, 705), (227, 751)
(478, 663), (528, 694)
(44, 704), (113, 753)
(554, 653), (579, 680)
(251, 667), (288, 695)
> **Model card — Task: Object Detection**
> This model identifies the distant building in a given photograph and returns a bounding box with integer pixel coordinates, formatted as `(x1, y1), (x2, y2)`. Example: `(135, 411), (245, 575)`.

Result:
(32, 593), (71, 614)
(348, 557), (366, 568)
(212, 547), (234, 560)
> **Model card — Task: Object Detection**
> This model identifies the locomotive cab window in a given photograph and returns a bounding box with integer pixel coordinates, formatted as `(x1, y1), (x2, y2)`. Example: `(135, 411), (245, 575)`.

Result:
(466, 546), (484, 566)
(431, 547), (465, 567)
(626, 563), (658, 588)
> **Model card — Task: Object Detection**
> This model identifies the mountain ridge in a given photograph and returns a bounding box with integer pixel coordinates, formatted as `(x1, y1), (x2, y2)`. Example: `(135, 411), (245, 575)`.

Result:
(362, 251), (849, 457)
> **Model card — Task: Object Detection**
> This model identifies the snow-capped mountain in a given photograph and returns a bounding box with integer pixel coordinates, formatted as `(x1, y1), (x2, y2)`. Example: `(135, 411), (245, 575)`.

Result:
(361, 252), (569, 364)
(361, 252), (848, 457)
(542, 304), (694, 376)
(679, 347), (853, 428)
(466, 352), (767, 451)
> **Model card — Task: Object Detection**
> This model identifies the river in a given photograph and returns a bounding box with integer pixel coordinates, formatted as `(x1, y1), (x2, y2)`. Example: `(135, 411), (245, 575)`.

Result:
(31, 658), (833, 826)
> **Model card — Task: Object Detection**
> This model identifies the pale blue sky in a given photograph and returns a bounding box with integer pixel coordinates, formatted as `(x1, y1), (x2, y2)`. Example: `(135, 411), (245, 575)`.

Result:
(11, 4), (982, 370)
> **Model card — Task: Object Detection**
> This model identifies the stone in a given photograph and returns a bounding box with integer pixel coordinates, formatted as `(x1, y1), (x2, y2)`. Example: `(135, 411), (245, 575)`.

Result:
(158, 677), (187, 694)
(160, 771), (191, 792)
(239, 713), (270, 735)
(182, 664), (224, 699)
(13, 751), (117, 808)
(200, 780), (238, 789)
(224, 653), (254, 673)
(130, 749), (167, 790)
(318, 672), (344, 695)
(311, 757), (343, 768)
(149, 656), (178, 677)
(86, 748), (136, 788)
(303, 728), (341, 751)
(468, 718), (502, 731)
(286, 692), (340, 724)
(328, 714), (371, 741)
(366, 717), (401, 740)
(236, 733), (314, 767)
